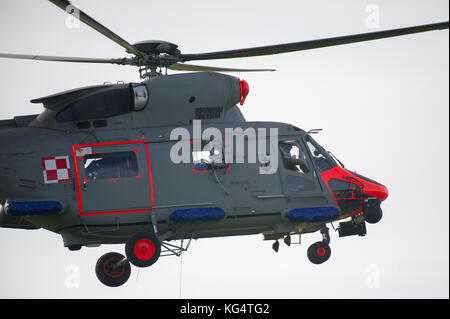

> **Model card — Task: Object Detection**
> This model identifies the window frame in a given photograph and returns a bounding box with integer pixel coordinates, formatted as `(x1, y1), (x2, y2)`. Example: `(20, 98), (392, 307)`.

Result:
(304, 135), (338, 173)
(279, 139), (311, 174)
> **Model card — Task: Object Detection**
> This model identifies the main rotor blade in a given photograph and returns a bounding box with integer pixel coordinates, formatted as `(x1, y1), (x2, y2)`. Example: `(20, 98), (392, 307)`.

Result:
(48, 0), (146, 61)
(169, 62), (275, 72)
(0, 53), (134, 65)
(180, 21), (449, 62)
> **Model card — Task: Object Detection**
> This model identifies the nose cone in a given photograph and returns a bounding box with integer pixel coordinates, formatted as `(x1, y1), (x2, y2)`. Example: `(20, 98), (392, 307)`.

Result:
(366, 181), (389, 201)
(349, 171), (388, 201)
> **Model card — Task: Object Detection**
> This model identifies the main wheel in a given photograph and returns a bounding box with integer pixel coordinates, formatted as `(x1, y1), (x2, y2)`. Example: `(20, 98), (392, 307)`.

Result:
(95, 252), (131, 287)
(125, 232), (161, 268)
(307, 241), (331, 264)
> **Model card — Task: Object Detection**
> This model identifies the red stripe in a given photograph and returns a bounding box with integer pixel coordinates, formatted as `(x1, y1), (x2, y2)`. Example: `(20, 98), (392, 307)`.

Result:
(71, 145), (84, 214)
(80, 209), (150, 216)
(72, 140), (155, 216)
(145, 142), (155, 207)
(73, 140), (148, 148)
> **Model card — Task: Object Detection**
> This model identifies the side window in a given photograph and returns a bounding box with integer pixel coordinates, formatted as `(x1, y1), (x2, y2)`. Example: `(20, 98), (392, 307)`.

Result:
(328, 179), (352, 199)
(279, 140), (310, 174)
(328, 178), (362, 214)
(84, 151), (138, 180)
(351, 182), (363, 199)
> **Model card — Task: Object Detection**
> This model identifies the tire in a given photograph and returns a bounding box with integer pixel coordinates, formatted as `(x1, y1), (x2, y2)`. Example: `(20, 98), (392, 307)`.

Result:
(307, 241), (331, 264)
(95, 252), (131, 287)
(125, 232), (161, 268)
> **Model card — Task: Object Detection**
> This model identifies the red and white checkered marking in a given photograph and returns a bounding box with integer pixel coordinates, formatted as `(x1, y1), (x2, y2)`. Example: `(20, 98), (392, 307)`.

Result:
(42, 156), (72, 184)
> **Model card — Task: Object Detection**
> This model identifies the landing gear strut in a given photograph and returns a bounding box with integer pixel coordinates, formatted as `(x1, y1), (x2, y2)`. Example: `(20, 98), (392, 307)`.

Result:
(320, 225), (330, 244)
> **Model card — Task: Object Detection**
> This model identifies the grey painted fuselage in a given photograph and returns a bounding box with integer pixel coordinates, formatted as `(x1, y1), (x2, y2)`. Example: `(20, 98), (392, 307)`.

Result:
(0, 72), (338, 248)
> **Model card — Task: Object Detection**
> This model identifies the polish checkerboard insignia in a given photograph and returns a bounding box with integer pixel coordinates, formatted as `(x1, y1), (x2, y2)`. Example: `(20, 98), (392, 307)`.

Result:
(42, 156), (72, 184)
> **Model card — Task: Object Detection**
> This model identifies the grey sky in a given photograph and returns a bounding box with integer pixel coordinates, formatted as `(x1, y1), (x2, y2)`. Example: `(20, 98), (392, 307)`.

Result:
(0, 0), (448, 298)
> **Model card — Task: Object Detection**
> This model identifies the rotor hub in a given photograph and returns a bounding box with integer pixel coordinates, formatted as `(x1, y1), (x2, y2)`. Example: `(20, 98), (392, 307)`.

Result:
(133, 40), (180, 56)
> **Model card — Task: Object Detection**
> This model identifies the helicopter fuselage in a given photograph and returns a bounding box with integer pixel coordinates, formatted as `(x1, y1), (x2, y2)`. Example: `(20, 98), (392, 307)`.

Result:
(0, 72), (388, 250)
(3, 0), (448, 287)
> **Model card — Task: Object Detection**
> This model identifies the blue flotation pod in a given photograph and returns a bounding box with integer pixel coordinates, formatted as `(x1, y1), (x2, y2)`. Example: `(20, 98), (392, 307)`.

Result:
(170, 207), (226, 223)
(5, 201), (63, 216)
(287, 206), (340, 223)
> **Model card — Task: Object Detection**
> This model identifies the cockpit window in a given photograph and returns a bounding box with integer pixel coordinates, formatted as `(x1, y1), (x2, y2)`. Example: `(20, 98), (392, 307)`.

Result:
(305, 135), (337, 173)
(279, 140), (310, 173)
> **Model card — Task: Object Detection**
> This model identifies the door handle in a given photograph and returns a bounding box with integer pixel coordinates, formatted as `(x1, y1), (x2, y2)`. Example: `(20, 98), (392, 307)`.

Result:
(260, 160), (270, 167)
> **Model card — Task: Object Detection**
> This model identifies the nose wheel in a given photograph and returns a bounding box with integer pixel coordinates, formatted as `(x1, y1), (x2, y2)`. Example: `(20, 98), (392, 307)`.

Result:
(269, 226), (333, 264)
(307, 241), (331, 264)
(307, 226), (331, 264)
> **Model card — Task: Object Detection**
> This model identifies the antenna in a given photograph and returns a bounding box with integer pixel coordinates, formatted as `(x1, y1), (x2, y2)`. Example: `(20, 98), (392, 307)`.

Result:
(307, 128), (323, 134)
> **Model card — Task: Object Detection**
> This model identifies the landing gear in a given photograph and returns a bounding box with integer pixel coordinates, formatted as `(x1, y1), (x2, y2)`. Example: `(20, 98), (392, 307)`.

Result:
(307, 241), (331, 264)
(307, 225), (331, 264)
(95, 252), (131, 287)
(94, 231), (162, 287)
(320, 225), (330, 244)
(125, 232), (161, 268)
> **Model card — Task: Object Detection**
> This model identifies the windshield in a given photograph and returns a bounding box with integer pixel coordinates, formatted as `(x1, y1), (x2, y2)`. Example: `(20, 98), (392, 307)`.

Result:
(305, 135), (337, 173)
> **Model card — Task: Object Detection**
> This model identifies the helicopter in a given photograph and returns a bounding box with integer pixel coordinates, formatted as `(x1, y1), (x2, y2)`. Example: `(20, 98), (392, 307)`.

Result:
(0, 0), (448, 288)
